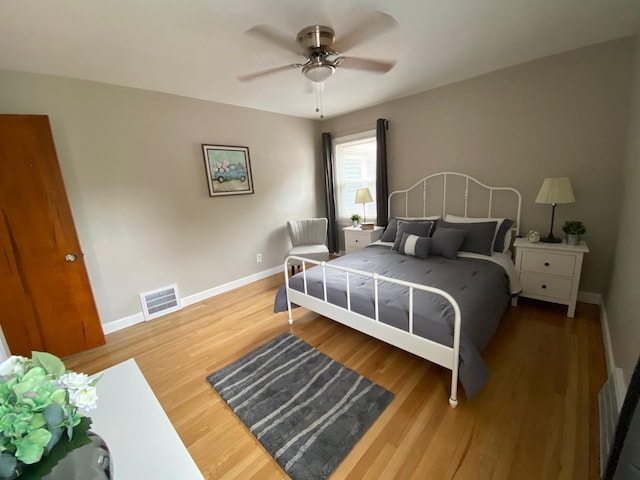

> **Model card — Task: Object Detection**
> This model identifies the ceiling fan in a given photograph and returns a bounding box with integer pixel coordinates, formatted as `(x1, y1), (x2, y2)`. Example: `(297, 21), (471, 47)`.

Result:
(237, 11), (398, 84)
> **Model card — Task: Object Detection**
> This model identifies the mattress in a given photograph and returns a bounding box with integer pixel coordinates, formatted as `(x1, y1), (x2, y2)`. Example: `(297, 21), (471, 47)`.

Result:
(274, 244), (515, 399)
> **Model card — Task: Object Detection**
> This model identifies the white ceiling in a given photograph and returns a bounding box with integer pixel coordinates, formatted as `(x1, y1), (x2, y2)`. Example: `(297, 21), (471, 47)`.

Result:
(1, 1), (638, 120)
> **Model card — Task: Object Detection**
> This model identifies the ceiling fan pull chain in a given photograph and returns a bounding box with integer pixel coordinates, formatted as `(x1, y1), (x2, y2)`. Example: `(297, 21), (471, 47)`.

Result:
(315, 83), (324, 119)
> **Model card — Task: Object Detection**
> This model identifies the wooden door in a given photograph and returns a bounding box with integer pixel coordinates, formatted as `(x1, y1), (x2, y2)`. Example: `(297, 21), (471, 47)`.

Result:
(0, 114), (105, 357)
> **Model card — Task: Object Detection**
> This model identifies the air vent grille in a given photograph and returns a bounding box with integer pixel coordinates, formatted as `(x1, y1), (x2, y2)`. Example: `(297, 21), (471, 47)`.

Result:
(599, 374), (619, 475)
(140, 284), (181, 320)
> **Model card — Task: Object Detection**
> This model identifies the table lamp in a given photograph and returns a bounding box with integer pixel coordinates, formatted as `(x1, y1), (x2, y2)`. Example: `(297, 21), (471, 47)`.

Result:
(354, 187), (374, 224)
(535, 177), (575, 243)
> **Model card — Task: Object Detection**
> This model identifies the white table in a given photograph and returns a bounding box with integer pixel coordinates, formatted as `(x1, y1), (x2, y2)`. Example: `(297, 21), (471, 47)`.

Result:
(343, 225), (384, 253)
(90, 359), (204, 479)
(512, 238), (589, 317)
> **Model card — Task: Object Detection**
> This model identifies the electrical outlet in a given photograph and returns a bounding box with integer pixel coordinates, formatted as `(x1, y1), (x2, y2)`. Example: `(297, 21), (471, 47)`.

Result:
(256, 253), (262, 263)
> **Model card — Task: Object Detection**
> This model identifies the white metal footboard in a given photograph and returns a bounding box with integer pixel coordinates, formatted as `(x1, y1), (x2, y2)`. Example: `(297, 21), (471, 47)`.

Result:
(283, 255), (462, 408)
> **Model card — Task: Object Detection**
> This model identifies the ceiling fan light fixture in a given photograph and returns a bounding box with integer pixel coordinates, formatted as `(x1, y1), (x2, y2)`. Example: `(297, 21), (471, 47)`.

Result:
(303, 64), (335, 83)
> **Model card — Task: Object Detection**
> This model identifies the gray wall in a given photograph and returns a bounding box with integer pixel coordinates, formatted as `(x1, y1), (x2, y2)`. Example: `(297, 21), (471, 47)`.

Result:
(606, 35), (640, 386)
(0, 70), (322, 323)
(322, 37), (636, 295)
(1, 35), (637, 383)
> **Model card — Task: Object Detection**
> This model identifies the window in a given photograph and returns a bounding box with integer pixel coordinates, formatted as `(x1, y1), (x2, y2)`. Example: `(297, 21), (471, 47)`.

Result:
(334, 131), (377, 222)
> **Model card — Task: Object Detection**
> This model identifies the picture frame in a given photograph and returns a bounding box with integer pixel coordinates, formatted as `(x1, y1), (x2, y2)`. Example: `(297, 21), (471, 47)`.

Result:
(202, 144), (254, 197)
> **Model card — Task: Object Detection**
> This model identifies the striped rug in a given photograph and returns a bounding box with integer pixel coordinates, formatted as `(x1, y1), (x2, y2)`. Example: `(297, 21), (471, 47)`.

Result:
(207, 333), (394, 480)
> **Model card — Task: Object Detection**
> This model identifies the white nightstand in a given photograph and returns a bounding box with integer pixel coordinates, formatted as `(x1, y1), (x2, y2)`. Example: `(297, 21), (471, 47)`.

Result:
(512, 237), (589, 317)
(343, 226), (384, 254)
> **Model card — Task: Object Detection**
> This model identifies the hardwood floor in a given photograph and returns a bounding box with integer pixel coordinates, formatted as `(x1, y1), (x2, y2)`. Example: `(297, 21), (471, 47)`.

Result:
(64, 274), (606, 479)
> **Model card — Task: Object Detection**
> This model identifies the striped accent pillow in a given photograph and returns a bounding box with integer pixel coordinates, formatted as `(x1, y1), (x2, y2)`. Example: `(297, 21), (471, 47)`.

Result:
(398, 233), (430, 259)
(392, 220), (436, 251)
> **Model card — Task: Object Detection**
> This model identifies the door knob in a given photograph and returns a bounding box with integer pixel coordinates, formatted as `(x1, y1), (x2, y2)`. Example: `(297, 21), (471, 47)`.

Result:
(65, 253), (77, 262)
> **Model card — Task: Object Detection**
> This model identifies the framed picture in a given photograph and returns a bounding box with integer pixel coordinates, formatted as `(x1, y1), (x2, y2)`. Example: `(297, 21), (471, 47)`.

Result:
(202, 144), (254, 197)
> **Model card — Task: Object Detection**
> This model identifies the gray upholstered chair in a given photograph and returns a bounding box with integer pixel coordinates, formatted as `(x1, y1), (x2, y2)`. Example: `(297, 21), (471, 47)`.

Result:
(286, 218), (330, 275)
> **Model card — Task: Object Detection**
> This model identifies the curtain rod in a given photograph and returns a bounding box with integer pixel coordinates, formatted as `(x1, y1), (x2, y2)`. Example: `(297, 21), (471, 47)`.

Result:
(328, 122), (377, 137)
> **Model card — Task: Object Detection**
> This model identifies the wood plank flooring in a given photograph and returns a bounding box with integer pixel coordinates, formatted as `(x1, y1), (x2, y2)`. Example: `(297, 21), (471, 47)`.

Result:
(64, 274), (606, 479)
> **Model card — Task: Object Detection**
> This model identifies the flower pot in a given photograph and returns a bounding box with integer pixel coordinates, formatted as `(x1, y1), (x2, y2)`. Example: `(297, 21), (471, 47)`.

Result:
(566, 234), (581, 246)
(43, 431), (111, 480)
(352, 221), (359, 228)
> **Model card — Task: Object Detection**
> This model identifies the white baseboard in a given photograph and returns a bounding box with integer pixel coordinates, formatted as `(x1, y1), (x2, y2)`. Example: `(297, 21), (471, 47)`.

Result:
(102, 265), (283, 334)
(102, 312), (145, 335)
(612, 367), (626, 411)
(181, 265), (281, 307)
(598, 297), (626, 411)
(578, 291), (601, 304)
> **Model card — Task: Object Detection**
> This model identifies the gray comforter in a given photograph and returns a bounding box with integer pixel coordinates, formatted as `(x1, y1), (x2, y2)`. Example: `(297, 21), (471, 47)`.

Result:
(273, 244), (512, 399)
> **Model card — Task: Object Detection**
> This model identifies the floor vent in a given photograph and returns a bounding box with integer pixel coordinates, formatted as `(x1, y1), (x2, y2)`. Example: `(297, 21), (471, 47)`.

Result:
(599, 374), (620, 474)
(140, 284), (181, 321)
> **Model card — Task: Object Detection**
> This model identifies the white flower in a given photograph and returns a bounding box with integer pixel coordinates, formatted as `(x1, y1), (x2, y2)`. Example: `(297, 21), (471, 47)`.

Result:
(0, 355), (29, 376)
(59, 372), (91, 389)
(68, 386), (98, 414)
(59, 372), (99, 413)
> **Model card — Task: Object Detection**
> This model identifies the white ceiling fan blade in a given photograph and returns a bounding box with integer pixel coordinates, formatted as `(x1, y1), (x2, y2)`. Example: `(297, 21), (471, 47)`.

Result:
(245, 25), (302, 56)
(331, 11), (398, 54)
(237, 64), (301, 82)
(337, 56), (396, 73)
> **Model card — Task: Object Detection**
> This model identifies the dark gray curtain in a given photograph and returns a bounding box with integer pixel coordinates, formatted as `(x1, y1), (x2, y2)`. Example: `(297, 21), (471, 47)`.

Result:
(322, 132), (338, 253)
(376, 118), (389, 227)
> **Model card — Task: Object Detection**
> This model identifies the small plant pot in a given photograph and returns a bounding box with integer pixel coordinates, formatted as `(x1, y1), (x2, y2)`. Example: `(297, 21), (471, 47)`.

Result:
(352, 221), (359, 228)
(566, 234), (581, 246)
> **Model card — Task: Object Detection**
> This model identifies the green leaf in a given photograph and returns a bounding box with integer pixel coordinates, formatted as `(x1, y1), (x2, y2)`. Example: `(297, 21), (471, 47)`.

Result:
(21, 367), (46, 384)
(43, 403), (64, 428)
(18, 417), (93, 480)
(89, 374), (103, 387)
(50, 389), (67, 406)
(14, 429), (51, 464)
(44, 428), (62, 455)
(30, 352), (65, 377)
(30, 413), (46, 430)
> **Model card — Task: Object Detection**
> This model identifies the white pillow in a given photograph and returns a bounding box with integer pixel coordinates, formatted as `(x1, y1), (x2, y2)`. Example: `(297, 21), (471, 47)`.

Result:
(398, 215), (441, 220)
(444, 214), (514, 253)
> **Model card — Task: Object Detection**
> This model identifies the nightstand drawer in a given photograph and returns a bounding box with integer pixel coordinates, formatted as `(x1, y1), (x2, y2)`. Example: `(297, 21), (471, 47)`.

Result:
(521, 251), (575, 277)
(346, 231), (370, 248)
(343, 226), (384, 254)
(520, 272), (573, 300)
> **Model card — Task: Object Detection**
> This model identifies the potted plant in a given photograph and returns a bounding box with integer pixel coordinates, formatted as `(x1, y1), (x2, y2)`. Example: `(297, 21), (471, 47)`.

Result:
(562, 220), (586, 246)
(0, 352), (101, 479)
(350, 213), (361, 227)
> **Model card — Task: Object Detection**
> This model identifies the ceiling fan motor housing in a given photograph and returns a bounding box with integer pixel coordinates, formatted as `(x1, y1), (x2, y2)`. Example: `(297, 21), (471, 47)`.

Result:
(296, 25), (336, 52)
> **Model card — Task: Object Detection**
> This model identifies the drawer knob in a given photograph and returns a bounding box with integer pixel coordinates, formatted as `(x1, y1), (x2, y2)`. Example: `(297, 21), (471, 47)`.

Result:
(541, 285), (547, 289)
(544, 262), (550, 267)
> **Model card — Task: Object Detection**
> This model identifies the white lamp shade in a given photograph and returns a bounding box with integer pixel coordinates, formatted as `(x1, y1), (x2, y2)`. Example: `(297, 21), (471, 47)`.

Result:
(535, 177), (575, 205)
(303, 64), (335, 83)
(354, 187), (374, 204)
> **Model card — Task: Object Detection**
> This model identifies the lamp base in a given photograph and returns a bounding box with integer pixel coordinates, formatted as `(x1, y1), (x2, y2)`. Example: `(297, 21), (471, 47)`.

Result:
(540, 236), (562, 243)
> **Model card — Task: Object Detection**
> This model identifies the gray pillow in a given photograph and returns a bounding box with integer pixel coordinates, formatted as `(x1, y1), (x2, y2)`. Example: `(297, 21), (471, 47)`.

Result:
(392, 220), (436, 251)
(494, 218), (514, 253)
(398, 233), (430, 259)
(437, 220), (497, 256)
(430, 227), (466, 259)
(381, 217), (400, 242)
(381, 217), (439, 243)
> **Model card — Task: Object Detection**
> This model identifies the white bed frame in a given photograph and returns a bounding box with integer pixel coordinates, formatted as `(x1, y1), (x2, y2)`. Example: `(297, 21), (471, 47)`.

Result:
(283, 172), (522, 407)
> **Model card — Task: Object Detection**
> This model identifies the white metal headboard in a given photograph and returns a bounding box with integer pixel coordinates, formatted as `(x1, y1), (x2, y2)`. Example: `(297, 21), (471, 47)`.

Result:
(388, 172), (522, 236)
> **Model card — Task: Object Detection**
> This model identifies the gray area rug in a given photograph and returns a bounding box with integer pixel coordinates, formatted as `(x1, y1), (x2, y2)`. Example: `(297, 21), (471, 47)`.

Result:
(207, 333), (394, 480)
